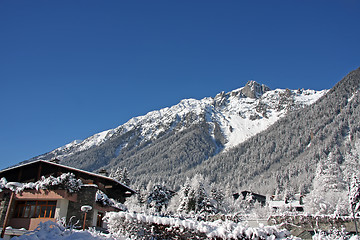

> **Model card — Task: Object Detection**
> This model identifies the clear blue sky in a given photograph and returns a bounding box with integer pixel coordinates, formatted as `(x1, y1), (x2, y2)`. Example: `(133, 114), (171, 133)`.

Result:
(1, 0), (359, 170)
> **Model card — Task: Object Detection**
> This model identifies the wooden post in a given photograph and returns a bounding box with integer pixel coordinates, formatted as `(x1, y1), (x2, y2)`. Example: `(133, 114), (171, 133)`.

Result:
(352, 205), (359, 235)
(36, 162), (42, 181)
(81, 205), (92, 231)
(83, 212), (87, 231)
(1, 191), (15, 238)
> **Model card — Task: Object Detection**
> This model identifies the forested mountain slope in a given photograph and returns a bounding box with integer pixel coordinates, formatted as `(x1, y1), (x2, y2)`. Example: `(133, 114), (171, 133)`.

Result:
(193, 67), (360, 195)
(23, 80), (327, 189)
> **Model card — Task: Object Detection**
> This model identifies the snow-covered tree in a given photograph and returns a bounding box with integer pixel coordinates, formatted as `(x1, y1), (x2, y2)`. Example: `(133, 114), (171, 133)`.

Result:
(109, 167), (130, 186)
(219, 184), (239, 213)
(109, 167), (122, 181)
(210, 184), (225, 212)
(196, 183), (217, 214)
(343, 143), (360, 181)
(304, 153), (349, 215)
(175, 174), (218, 214)
(313, 152), (347, 192)
(147, 184), (173, 212)
(176, 178), (192, 213)
(235, 193), (255, 215)
(123, 188), (147, 213)
(283, 185), (295, 203)
(120, 168), (130, 186)
(349, 175), (360, 213)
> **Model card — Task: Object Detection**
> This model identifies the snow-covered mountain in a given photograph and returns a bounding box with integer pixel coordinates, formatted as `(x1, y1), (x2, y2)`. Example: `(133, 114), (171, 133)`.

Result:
(32, 81), (326, 166)
(195, 67), (360, 194)
(20, 67), (360, 194)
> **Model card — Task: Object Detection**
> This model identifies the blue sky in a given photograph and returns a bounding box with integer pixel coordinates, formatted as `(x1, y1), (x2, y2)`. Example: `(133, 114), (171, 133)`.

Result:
(1, 0), (359, 170)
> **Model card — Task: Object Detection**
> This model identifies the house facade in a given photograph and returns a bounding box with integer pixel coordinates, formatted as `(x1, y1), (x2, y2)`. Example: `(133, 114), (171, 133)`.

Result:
(0, 160), (136, 239)
(268, 193), (304, 212)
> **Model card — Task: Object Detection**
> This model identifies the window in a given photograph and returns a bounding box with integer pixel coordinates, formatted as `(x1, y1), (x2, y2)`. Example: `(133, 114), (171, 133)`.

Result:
(14, 200), (56, 218)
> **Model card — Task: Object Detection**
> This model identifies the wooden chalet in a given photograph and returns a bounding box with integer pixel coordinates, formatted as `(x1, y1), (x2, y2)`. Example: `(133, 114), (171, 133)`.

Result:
(0, 160), (136, 239)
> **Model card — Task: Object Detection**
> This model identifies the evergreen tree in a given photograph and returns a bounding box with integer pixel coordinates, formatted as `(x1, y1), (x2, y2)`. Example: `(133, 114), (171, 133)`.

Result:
(177, 178), (192, 213)
(146, 180), (154, 193)
(283, 184), (295, 203)
(176, 174), (218, 214)
(349, 175), (360, 213)
(147, 184), (173, 212)
(313, 152), (346, 192)
(195, 181), (217, 214)
(211, 184), (225, 212)
(343, 147), (360, 181)
(108, 168), (116, 179)
(109, 167), (122, 181)
(121, 167), (130, 186)
(304, 153), (349, 215)
(109, 167), (131, 186)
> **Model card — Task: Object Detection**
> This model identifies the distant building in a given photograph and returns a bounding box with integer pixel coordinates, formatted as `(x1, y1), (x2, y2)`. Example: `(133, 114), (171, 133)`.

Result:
(233, 191), (266, 206)
(0, 160), (136, 239)
(268, 194), (304, 212)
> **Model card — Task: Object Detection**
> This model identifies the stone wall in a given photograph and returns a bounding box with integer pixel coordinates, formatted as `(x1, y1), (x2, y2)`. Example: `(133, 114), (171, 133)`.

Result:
(0, 192), (10, 227)
(0, 191), (12, 227)
(66, 185), (97, 229)
(268, 215), (359, 238)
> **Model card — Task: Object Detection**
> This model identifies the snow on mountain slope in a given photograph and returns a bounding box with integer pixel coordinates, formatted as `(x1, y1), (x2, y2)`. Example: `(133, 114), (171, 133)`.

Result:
(214, 87), (327, 150)
(41, 81), (327, 160)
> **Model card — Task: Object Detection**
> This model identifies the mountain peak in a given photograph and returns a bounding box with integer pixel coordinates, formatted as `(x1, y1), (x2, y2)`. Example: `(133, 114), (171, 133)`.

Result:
(241, 80), (270, 99)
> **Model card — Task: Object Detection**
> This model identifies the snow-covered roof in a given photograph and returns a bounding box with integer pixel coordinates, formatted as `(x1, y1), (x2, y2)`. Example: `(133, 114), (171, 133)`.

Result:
(269, 200), (303, 208)
(0, 159), (136, 194)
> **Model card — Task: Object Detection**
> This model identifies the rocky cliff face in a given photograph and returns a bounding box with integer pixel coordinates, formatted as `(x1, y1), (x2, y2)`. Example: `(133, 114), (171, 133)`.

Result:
(241, 80), (271, 98)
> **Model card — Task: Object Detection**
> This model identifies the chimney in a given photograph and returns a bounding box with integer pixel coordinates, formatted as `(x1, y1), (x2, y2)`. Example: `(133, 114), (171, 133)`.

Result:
(99, 169), (108, 176)
(50, 158), (61, 164)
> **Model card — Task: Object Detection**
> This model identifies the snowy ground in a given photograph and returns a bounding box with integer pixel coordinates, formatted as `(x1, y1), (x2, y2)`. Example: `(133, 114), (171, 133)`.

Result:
(4, 216), (360, 240)
(3, 221), (125, 240)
